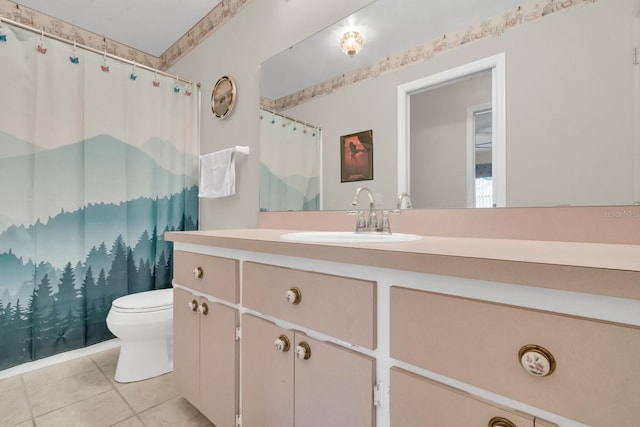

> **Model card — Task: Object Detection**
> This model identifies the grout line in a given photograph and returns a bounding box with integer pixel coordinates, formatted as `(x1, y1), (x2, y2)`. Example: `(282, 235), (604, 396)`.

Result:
(19, 375), (36, 427)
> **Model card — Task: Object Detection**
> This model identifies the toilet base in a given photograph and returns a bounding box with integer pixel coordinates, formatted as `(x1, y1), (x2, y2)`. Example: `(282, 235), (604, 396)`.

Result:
(114, 337), (173, 383)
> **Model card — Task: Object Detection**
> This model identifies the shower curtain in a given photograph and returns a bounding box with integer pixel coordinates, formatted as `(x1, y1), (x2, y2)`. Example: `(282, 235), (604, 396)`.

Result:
(259, 110), (321, 211)
(0, 24), (199, 370)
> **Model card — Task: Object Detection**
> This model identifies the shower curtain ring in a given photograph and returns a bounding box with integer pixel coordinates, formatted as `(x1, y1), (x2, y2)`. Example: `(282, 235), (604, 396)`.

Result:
(69, 39), (79, 64)
(101, 50), (110, 72)
(0, 17), (5, 42)
(153, 69), (160, 87)
(37, 28), (47, 54)
(173, 76), (181, 93)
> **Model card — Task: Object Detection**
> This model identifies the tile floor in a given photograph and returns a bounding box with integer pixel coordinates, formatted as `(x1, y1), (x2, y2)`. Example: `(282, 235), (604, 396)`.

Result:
(0, 347), (213, 427)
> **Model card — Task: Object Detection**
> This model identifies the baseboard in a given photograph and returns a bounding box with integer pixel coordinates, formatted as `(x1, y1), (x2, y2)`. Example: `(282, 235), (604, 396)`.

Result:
(0, 339), (121, 380)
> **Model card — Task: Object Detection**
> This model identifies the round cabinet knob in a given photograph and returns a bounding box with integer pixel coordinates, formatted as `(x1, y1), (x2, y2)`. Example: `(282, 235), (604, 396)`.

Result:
(274, 335), (291, 352)
(518, 344), (556, 377)
(286, 287), (302, 305)
(188, 300), (198, 312)
(192, 266), (204, 279)
(197, 302), (209, 316)
(295, 341), (312, 360)
(488, 417), (517, 427)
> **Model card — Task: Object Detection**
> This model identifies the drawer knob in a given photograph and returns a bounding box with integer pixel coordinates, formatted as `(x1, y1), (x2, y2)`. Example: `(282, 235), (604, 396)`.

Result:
(274, 335), (291, 352)
(286, 287), (302, 305)
(295, 341), (312, 360)
(518, 344), (556, 377)
(197, 302), (209, 316)
(188, 300), (198, 312)
(193, 266), (204, 279)
(488, 417), (517, 427)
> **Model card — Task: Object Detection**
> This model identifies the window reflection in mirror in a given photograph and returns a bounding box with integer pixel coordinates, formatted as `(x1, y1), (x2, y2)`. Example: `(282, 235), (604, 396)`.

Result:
(473, 108), (493, 208)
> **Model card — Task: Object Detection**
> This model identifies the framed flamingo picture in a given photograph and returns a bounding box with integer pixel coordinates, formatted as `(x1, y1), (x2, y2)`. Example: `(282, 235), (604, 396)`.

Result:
(340, 129), (373, 182)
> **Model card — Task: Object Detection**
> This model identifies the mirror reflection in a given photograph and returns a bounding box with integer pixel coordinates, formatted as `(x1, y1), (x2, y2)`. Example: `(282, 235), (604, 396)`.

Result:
(408, 70), (494, 209)
(260, 0), (638, 211)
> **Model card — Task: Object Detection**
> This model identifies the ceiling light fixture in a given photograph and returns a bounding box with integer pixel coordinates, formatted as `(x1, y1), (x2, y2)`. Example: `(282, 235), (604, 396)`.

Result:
(340, 31), (363, 57)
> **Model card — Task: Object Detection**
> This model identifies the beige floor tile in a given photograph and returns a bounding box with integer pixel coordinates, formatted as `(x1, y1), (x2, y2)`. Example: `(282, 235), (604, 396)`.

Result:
(138, 396), (214, 427)
(27, 368), (112, 416)
(98, 361), (123, 389)
(117, 372), (178, 413)
(0, 386), (32, 426)
(23, 357), (97, 391)
(110, 415), (145, 427)
(10, 420), (34, 427)
(34, 390), (133, 427)
(0, 374), (24, 393)
(90, 347), (120, 369)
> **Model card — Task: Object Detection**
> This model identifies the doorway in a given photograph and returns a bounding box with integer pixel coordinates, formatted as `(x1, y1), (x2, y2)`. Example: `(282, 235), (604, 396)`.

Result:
(397, 53), (506, 208)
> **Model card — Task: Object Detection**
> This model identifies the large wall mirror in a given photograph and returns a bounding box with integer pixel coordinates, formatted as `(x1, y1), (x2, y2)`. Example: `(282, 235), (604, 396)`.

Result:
(260, 0), (640, 211)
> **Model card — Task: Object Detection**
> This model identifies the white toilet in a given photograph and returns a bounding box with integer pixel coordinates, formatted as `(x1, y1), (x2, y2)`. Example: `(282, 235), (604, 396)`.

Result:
(106, 288), (174, 383)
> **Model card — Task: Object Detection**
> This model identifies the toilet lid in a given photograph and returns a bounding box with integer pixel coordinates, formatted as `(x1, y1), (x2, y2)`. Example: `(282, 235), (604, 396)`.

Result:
(112, 288), (173, 311)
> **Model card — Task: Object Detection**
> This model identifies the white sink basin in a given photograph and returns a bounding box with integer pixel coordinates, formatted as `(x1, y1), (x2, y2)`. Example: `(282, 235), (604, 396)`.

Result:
(280, 231), (422, 244)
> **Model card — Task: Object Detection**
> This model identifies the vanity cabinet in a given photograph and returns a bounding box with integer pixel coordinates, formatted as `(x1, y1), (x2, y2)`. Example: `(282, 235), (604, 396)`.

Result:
(173, 251), (240, 427)
(390, 367), (537, 426)
(166, 227), (640, 427)
(241, 313), (376, 427)
(173, 290), (239, 427)
(390, 286), (640, 427)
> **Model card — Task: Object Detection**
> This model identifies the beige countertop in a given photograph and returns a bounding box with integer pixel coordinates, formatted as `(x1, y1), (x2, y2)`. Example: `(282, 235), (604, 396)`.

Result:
(165, 228), (640, 300)
(165, 229), (640, 301)
(166, 228), (639, 272)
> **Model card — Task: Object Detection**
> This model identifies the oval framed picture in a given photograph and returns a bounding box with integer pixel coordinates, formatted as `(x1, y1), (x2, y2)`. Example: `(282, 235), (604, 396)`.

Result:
(211, 75), (237, 119)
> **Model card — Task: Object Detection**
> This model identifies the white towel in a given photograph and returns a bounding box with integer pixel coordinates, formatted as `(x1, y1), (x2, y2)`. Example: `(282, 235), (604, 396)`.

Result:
(198, 146), (249, 198)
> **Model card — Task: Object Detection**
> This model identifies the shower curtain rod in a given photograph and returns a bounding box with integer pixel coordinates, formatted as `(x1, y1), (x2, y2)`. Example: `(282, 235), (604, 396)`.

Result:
(0, 16), (200, 88)
(260, 107), (321, 131)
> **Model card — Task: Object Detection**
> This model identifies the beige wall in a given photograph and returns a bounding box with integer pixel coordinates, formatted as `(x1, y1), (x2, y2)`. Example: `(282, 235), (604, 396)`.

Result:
(168, 0), (373, 229)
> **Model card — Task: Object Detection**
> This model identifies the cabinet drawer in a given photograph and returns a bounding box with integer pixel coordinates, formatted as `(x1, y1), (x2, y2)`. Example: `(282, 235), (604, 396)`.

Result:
(391, 367), (535, 427)
(243, 262), (376, 349)
(390, 286), (640, 427)
(173, 251), (239, 303)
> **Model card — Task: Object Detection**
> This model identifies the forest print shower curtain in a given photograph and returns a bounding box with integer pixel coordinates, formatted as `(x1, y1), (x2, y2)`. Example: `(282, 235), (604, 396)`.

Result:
(0, 24), (199, 370)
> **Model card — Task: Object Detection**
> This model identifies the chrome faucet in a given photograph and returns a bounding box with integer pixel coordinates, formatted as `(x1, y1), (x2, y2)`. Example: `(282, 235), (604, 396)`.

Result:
(396, 192), (413, 210)
(351, 187), (379, 232)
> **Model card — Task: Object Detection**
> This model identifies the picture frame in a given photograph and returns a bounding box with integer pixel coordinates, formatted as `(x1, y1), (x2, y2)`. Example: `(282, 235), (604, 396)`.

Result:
(340, 129), (373, 182)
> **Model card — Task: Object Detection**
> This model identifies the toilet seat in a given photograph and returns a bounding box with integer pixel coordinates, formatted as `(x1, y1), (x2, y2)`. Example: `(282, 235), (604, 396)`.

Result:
(111, 288), (173, 313)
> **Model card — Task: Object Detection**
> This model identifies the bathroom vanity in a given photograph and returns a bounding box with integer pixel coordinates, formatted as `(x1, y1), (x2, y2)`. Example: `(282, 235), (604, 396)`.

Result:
(166, 217), (640, 427)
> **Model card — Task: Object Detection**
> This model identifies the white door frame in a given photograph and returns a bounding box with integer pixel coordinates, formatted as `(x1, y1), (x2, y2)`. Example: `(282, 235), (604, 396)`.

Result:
(397, 52), (506, 207)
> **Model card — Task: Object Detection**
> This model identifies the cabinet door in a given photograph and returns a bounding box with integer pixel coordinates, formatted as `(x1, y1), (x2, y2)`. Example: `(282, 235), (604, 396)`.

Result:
(294, 334), (375, 427)
(391, 367), (534, 427)
(242, 314), (294, 427)
(200, 301), (239, 427)
(173, 288), (201, 407)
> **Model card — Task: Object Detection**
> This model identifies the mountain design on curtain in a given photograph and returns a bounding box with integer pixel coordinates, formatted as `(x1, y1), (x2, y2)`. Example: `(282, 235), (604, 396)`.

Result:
(0, 24), (199, 371)
(259, 114), (321, 211)
(0, 133), (198, 370)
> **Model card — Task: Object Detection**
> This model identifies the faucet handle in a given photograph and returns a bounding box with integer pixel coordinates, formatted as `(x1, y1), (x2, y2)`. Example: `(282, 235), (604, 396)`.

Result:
(380, 211), (391, 234)
(367, 210), (378, 230)
(356, 211), (367, 230)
